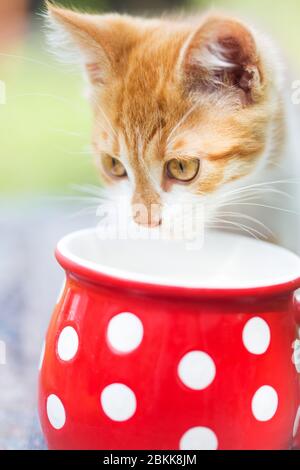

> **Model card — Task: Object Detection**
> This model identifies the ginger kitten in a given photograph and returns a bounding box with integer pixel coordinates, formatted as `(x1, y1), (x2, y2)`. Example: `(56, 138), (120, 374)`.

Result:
(46, 3), (300, 253)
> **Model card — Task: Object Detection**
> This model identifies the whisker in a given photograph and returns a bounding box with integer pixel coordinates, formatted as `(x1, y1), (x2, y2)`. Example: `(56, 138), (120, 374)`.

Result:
(50, 128), (84, 137)
(10, 93), (80, 111)
(268, 160), (284, 170)
(70, 183), (102, 193)
(207, 223), (264, 238)
(0, 52), (59, 70)
(59, 149), (92, 156)
(212, 217), (267, 239)
(62, 195), (105, 203)
(217, 187), (294, 203)
(220, 202), (298, 215)
(68, 205), (100, 219)
(166, 98), (201, 147)
(215, 179), (300, 202)
(93, 100), (118, 138)
(217, 211), (274, 236)
(69, 183), (108, 200)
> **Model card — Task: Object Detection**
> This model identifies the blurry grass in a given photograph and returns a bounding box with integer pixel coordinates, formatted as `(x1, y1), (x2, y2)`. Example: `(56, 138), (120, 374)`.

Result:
(0, 31), (98, 195)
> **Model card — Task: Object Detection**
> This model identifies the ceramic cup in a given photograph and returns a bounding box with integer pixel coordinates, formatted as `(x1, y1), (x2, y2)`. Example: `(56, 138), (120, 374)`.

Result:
(38, 229), (300, 449)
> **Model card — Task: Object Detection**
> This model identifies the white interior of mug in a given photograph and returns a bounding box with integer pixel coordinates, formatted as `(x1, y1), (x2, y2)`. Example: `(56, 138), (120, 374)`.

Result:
(57, 228), (300, 289)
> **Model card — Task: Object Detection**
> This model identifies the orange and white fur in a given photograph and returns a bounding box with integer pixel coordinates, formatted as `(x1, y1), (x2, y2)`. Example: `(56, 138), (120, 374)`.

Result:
(46, 3), (300, 253)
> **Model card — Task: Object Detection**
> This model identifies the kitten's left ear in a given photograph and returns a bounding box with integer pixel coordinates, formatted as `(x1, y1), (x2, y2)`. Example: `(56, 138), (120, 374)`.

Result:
(180, 15), (264, 104)
(45, 3), (134, 85)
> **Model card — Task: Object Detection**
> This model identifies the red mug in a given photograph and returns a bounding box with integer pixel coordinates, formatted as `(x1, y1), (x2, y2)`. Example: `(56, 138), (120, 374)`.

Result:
(38, 229), (300, 450)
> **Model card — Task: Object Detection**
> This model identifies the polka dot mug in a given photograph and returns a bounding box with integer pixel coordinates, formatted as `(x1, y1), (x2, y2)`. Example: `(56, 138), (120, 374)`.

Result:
(38, 229), (300, 450)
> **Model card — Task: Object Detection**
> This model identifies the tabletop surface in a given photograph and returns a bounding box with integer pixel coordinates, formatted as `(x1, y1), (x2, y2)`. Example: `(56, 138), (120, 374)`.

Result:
(0, 199), (94, 450)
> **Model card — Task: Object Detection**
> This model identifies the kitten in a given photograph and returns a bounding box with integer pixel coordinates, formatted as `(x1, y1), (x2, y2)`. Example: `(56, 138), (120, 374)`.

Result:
(46, 3), (300, 253)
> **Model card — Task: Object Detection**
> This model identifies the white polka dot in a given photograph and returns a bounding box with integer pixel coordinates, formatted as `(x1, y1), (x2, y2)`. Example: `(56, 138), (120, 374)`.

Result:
(178, 351), (216, 390)
(100, 383), (136, 422)
(292, 339), (300, 373)
(242, 317), (271, 355)
(293, 406), (300, 437)
(251, 385), (278, 421)
(57, 326), (79, 361)
(38, 341), (45, 371)
(179, 426), (218, 450)
(46, 394), (66, 429)
(295, 288), (300, 302)
(107, 312), (143, 353)
(56, 279), (66, 304)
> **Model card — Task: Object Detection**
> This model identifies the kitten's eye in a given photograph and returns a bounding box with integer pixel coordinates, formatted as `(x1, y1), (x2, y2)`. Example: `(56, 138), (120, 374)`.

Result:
(166, 158), (200, 182)
(102, 154), (127, 178)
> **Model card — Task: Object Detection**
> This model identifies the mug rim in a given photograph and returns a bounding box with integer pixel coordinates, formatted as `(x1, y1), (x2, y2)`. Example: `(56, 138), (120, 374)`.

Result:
(55, 228), (300, 299)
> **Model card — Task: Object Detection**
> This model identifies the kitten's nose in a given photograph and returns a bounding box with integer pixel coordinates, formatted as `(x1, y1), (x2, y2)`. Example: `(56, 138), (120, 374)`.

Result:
(132, 187), (162, 228)
(132, 201), (162, 228)
(134, 212), (162, 227)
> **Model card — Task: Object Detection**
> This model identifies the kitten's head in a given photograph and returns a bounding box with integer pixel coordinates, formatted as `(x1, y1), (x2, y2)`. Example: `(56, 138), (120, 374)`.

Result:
(47, 3), (283, 234)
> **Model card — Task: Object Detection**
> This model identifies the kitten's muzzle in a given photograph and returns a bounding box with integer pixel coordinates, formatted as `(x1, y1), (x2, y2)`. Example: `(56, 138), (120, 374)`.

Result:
(132, 201), (162, 228)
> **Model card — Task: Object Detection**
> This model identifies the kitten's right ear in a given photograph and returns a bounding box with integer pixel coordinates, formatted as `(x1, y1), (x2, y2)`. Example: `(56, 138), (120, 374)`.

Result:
(45, 2), (121, 85)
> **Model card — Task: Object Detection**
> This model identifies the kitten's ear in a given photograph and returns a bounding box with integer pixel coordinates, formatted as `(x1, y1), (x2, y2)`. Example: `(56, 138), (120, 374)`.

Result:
(181, 15), (263, 104)
(46, 3), (125, 85)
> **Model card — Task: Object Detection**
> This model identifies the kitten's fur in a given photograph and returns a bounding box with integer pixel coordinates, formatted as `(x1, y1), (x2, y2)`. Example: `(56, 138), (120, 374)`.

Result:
(46, 3), (300, 253)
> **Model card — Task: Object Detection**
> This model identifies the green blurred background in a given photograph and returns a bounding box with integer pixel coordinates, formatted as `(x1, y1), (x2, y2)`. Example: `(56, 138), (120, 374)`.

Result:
(1, 0), (300, 195)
